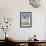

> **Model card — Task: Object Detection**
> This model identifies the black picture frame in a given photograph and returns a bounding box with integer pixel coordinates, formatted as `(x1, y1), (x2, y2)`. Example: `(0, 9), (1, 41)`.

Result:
(20, 12), (32, 28)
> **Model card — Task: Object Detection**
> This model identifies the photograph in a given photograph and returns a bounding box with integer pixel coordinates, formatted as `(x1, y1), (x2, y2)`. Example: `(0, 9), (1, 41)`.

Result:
(20, 12), (32, 28)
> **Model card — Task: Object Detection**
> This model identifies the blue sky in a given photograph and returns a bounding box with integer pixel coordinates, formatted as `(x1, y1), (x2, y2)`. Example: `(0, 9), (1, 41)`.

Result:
(21, 12), (32, 20)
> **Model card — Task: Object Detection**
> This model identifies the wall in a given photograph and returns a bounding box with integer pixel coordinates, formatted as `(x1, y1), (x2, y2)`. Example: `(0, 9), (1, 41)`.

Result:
(0, 0), (46, 40)
(44, 15), (46, 40)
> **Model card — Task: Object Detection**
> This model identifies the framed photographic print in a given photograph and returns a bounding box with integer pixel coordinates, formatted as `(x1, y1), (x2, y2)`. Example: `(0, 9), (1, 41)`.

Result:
(20, 12), (32, 28)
